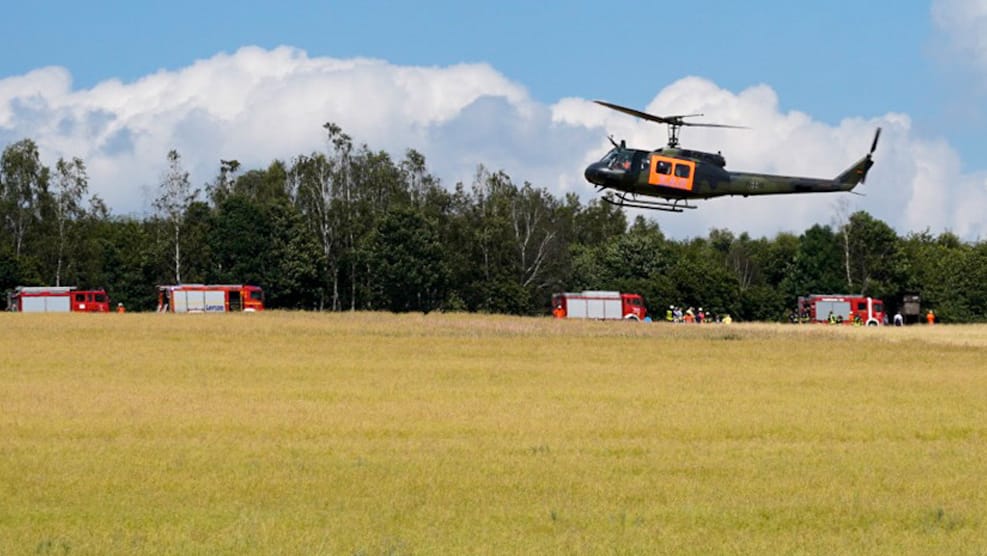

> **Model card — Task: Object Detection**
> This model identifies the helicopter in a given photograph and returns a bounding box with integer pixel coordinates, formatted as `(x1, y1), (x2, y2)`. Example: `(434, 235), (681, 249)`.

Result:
(584, 100), (881, 212)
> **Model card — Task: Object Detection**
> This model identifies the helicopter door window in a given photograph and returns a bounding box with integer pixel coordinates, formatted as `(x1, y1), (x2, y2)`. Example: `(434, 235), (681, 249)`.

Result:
(650, 157), (695, 191)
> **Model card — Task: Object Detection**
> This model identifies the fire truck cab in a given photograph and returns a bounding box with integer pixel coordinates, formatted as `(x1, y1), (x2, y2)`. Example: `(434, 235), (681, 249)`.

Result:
(551, 291), (647, 320)
(798, 294), (884, 326)
(157, 284), (264, 313)
(7, 286), (110, 312)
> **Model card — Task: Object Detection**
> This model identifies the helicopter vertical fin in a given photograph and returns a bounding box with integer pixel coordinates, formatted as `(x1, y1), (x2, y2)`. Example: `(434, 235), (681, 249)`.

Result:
(835, 155), (874, 187)
(834, 128), (880, 187)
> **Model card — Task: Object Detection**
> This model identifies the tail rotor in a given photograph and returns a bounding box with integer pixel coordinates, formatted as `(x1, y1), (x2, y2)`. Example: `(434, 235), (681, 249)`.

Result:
(862, 127), (881, 184)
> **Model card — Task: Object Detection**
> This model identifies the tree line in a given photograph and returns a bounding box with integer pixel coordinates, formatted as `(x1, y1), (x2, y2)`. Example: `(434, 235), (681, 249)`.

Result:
(2, 125), (985, 321)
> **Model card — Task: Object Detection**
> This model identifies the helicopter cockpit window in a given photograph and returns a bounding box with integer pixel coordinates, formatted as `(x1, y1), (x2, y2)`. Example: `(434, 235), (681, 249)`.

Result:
(609, 151), (632, 170)
(674, 164), (691, 179)
(656, 160), (672, 175)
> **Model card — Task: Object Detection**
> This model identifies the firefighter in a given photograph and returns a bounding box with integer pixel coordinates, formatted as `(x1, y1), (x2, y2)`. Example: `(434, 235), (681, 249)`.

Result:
(827, 310), (837, 325)
(553, 304), (565, 319)
(116, 303), (125, 314)
(665, 306), (674, 322)
(926, 309), (935, 325)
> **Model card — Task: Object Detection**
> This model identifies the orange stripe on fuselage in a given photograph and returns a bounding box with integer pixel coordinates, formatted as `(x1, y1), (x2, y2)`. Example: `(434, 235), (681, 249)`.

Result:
(648, 155), (695, 191)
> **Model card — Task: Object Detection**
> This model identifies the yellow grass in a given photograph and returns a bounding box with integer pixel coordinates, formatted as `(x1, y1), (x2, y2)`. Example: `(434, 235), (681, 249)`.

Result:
(1, 312), (985, 554)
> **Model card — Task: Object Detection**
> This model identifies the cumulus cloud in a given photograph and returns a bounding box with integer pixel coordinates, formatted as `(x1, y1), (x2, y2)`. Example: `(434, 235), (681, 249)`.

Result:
(0, 46), (531, 212)
(932, 0), (987, 70)
(1, 45), (985, 239)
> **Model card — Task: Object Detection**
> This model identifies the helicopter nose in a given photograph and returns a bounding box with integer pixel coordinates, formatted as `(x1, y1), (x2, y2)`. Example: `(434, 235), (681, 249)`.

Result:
(584, 163), (606, 185)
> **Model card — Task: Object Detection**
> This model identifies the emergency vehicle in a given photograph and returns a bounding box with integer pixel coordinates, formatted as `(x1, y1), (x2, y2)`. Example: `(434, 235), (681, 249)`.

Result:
(157, 284), (264, 313)
(7, 286), (111, 312)
(797, 294), (884, 326)
(551, 291), (647, 320)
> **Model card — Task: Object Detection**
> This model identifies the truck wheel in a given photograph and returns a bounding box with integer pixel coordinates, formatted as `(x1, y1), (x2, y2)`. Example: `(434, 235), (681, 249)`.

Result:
(624, 314), (640, 321)
(866, 319), (879, 326)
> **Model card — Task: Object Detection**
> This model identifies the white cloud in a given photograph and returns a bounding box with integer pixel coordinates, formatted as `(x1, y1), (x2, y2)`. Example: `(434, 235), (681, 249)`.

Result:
(932, 0), (987, 70)
(1, 46), (985, 239)
(1, 46), (530, 212)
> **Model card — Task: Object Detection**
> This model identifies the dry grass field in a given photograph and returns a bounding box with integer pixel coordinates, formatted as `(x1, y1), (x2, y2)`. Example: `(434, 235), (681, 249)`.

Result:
(1, 312), (986, 554)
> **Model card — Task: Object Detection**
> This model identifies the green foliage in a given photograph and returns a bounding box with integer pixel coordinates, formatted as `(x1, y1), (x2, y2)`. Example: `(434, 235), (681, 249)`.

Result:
(3, 128), (987, 320)
(364, 208), (448, 313)
(789, 224), (847, 295)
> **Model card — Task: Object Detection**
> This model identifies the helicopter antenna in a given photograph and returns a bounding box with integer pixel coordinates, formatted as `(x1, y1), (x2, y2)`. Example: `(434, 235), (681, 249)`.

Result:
(594, 100), (747, 148)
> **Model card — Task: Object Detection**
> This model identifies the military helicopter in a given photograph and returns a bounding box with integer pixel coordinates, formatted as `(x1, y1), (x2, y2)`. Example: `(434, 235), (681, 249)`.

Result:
(584, 100), (881, 212)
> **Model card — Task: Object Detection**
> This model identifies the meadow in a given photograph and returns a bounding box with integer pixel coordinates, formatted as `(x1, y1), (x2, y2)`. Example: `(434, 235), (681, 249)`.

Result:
(1, 312), (985, 554)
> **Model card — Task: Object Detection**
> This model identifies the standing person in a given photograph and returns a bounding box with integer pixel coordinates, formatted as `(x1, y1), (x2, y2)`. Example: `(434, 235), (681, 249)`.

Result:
(697, 307), (705, 324)
(666, 306), (674, 323)
(553, 304), (565, 319)
(926, 309), (935, 325)
(893, 311), (904, 327)
(116, 303), (125, 314)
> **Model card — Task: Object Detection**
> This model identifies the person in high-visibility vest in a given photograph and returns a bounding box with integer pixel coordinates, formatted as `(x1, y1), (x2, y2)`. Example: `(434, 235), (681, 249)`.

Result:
(116, 303), (126, 314)
(926, 309), (935, 325)
(553, 304), (565, 319)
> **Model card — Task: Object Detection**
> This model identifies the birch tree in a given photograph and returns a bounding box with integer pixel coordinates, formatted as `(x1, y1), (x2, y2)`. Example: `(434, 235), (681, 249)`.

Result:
(52, 157), (88, 286)
(154, 150), (198, 283)
(0, 139), (49, 258)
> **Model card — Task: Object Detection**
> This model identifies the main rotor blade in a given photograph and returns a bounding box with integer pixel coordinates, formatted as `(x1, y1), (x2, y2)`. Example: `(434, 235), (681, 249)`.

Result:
(593, 100), (688, 125)
(682, 122), (749, 130)
(870, 127), (881, 155)
(593, 100), (747, 129)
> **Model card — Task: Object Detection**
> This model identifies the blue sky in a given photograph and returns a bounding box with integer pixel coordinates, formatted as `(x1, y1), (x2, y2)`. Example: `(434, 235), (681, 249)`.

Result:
(1, 1), (985, 238)
(0, 2), (936, 117)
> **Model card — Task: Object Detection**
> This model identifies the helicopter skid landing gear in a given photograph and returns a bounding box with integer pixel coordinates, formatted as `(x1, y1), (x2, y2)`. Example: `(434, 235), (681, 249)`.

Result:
(603, 192), (698, 213)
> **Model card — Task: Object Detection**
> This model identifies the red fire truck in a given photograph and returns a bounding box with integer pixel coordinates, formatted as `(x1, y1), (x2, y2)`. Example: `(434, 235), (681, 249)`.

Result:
(797, 294), (884, 326)
(7, 286), (111, 313)
(157, 284), (264, 313)
(551, 291), (647, 320)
